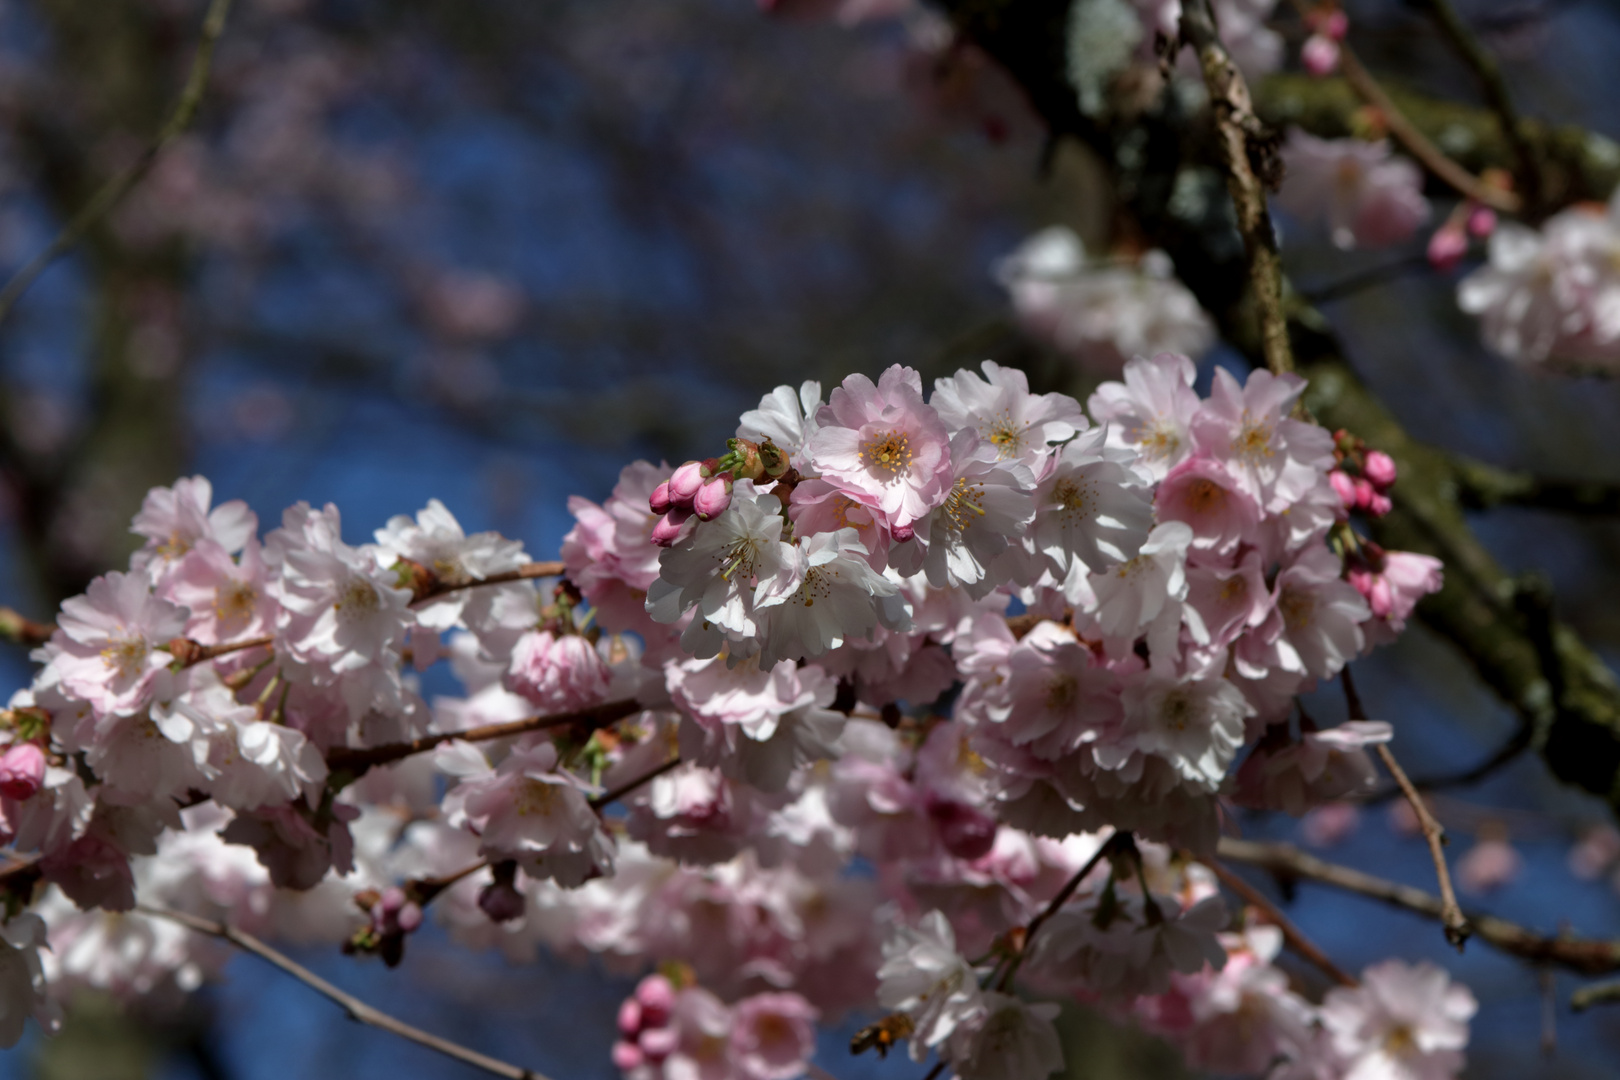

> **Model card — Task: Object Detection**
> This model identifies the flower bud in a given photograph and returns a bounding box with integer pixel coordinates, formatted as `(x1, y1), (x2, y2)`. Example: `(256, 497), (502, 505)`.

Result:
(1320, 8), (1348, 39)
(1466, 204), (1497, 239)
(1329, 469), (1357, 510)
(635, 974), (676, 1026)
(757, 439), (790, 479)
(926, 795), (998, 861)
(693, 474), (733, 521)
(668, 461), (707, 505)
(730, 439), (766, 482)
(0, 743), (45, 801)
(618, 998), (644, 1037)
(890, 522), (915, 542)
(1427, 222), (1467, 272)
(1366, 491), (1393, 517)
(650, 507), (696, 548)
(395, 901), (423, 933)
(1362, 450), (1397, 490)
(649, 481), (674, 516)
(1352, 477), (1377, 510)
(1302, 34), (1340, 76)
(612, 1041), (645, 1071)
(638, 1026), (679, 1062)
(477, 878), (526, 923)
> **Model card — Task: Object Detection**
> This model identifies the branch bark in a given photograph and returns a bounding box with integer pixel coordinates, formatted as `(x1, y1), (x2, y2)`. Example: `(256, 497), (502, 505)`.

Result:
(1217, 838), (1620, 975)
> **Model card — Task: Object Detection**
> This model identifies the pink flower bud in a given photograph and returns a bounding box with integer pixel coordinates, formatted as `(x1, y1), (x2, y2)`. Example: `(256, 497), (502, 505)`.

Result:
(1329, 469), (1358, 510)
(649, 481), (674, 516)
(1427, 223), (1468, 271)
(1466, 204), (1497, 239)
(477, 879), (526, 923)
(1366, 492), (1393, 518)
(1320, 9), (1348, 39)
(396, 902), (423, 933)
(618, 998), (644, 1037)
(638, 1026), (679, 1062)
(668, 461), (707, 505)
(1352, 477), (1377, 510)
(1302, 34), (1340, 76)
(1363, 450), (1397, 489)
(693, 474), (733, 521)
(0, 743), (45, 801)
(377, 886), (407, 915)
(890, 522), (915, 542)
(635, 974), (676, 1026)
(612, 1041), (645, 1071)
(650, 508), (695, 548)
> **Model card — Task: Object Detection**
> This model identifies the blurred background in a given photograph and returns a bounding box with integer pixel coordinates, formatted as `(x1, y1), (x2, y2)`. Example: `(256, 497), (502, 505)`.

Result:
(1, 0), (1619, 1076)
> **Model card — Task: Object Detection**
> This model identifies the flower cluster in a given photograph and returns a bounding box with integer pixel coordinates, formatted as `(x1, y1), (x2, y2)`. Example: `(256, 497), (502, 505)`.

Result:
(1458, 188), (1620, 369)
(0, 356), (1463, 1080)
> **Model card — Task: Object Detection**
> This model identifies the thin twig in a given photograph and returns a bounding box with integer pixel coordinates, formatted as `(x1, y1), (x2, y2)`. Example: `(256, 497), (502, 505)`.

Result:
(1300, 254), (1439, 306)
(1572, 977), (1620, 1012)
(325, 699), (641, 776)
(411, 561), (566, 606)
(997, 831), (1128, 990)
(0, 0), (237, 327)
(1366, 724), (1532, 802)
(1418, 0), (1541, 213)
(590, 754), (683, 809)
(1179, 0), (1293, 375)
(1205, 858), (1358, 987)
(138, 905), (546, 1080)
(1333, 42), (1519, 214)
(1218, 838), (1620, 975)
(1342, 667), (1470, 948)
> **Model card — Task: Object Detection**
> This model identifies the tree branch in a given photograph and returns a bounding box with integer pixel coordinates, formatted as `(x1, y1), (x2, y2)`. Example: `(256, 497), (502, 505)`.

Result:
(1204, 857), (1358, 987)
(589, 754), (682, 809)
(1417, 0), (1542, 213)
(1450, 458), (1620, 516)
(1217, 838), (1620, 975)
(138, 905), (548, 1080)
(0, 607), (54, 647)
(1178, 0), (1293, 375)
(325, 699), (641, 777)
(1572, 977), (1620, 1012)
(410, 561), (566, 607)
(0, 0), (236, 327)
(997, 830), (1130, 991)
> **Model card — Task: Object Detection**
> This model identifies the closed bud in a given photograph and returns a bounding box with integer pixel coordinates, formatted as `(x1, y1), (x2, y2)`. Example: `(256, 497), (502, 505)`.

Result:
(668, 461), (707, 505)
(618, 998), (644, 1037)
(693, 473), (734, 521)
(758, 439), (790, 478)
(1302, 34), (1340, 76)
(477, 878), (526, 923)
(635, 973), (676, 1026)
(1329, 469), (1358, 510)
(611, 1041), (644, 1071)
(650, 507), (696, 548)
(731, 438), (767, 481)
(649, 481), (674, 515)
(890, 522), (915, 542)
(1466, 204), (1497, 239)
(1428, 222), (1467, 272)
(0, 743), (45, 801)
(1363, 450), (1397, 489)
(638, 1026), (678, 1063)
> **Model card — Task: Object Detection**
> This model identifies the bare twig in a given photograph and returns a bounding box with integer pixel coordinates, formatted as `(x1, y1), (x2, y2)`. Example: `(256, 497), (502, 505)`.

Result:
(1179, 0), (1293, 375)
(1417, 0), (1541, 213)
(325, 699), (641, 776)
(1300, 254), (1436, 306)
(1341, 667), (1469, 948)
(1572, 977), (1620, 1012)
(590, 754), (683, 809)
(1205, 858), (1358, 988)
(411, 561), (566, 606)
(138, 905), (546, 1080)
(996, 831), (1130, 991)
(1218, 838), (1620, 975)
(0, 0), (237, 327)
(1333, 45), (1520, 214)
(0, 607), (54, 647)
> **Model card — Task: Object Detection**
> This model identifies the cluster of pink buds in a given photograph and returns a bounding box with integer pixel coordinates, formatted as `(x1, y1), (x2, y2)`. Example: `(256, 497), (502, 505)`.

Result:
(1302, 5), (1348, 76)
(1428, 171), (1510, 270)
(0, 743), (45, 802)
(649, 438), (792, 546)
(1329, 430), (1397, 518)
(343, 886), (424, 968)
(613, 973), (679, 1072)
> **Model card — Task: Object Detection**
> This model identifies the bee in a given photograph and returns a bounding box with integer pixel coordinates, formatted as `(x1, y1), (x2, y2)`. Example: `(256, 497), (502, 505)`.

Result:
(850, 1013), (915, 1058)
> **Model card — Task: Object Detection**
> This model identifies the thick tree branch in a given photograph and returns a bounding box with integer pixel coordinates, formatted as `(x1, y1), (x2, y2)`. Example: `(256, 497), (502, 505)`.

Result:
(0, 0), (235, 327)
(140, 905), (547, 1080)
(1217, 839), (1620, 975)
(1178, 0), (1292, 375)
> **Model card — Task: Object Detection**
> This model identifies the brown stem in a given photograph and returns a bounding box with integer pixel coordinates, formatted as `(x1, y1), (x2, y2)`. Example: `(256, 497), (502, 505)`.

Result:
(411, 561), (566, 606)
(997, 831), (1130, 991)
(1221, 837), (1620, 975)
(1342, 667), (1470, 948)
(139, 905), (546, 1080)
(1205, 858), (1358, 988)
(0, 607), (55, 647)
(1178, 0), (1293, 375)
(1333, 45), (1519, 214)
(0, 0), (237, 326)
(589, 754), (682, 809)
(325, 699), (641, 776)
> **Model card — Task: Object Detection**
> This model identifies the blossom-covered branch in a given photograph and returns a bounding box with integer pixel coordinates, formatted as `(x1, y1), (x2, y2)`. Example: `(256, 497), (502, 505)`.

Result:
(1218, 838), (1620, 975)
(141, 905), (548, 1080)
